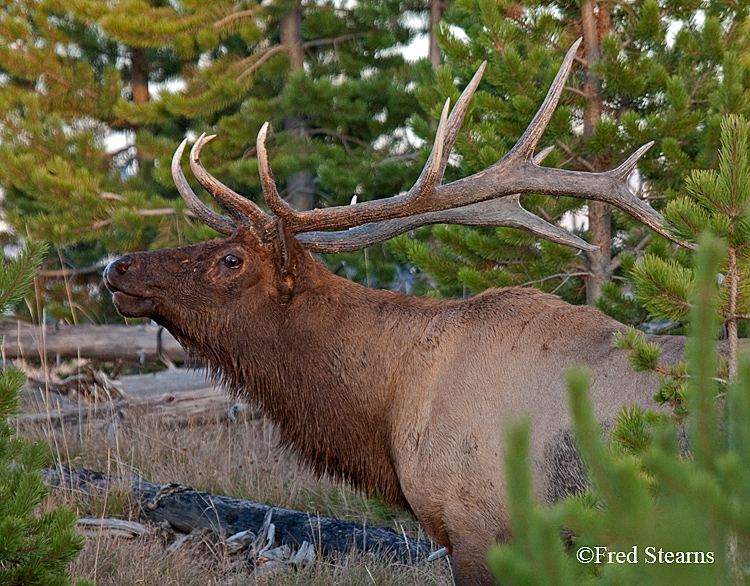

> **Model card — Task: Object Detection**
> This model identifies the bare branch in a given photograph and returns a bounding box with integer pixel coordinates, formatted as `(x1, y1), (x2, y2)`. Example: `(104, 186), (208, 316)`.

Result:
(99, 192), (126, 202)
(214, 7), (262, 30)
(236, 45), (287, 82)
(608, 234), (651, 273)
(556, 140), (597, 173)
(518, 272), (591, 288)
(302, 32), (369, 50)
(37, 264), (108, 278)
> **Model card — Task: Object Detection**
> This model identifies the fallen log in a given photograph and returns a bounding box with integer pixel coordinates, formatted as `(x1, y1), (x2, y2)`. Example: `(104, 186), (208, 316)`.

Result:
(43, 467), (435, 563)
(18, 388), (254, 431)
(0, 321), (187, 364)
(19, 368), (254, 430)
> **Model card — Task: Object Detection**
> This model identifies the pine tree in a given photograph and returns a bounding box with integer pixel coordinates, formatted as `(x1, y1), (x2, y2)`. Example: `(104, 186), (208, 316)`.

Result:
(614, 115), (750, 418)
(0, 240), (93, 586)
(0, 0), (202, 322)
(488, 234), (750, 586)
(0, 0), (191, 256)
(396, 0), (750, 305)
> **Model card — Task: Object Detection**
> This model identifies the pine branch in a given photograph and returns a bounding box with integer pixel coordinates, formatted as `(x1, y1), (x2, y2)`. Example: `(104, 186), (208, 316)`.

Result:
(688, 67), (715, 108)
(609, 234), (651, 273)
(0, 242), (46, 310)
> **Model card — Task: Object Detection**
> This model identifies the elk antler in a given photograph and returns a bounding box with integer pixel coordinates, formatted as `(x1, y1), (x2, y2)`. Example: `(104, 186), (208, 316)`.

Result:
(189, 134), (269, 226)
(297, 148), (598, 252)
(172, 139), (235, 235)
(255, 64), (481, 234)
(173, 38), (689, 251)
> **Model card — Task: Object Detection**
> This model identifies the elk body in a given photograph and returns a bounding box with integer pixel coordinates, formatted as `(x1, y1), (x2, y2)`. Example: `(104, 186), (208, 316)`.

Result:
(105, 41), (686, 586)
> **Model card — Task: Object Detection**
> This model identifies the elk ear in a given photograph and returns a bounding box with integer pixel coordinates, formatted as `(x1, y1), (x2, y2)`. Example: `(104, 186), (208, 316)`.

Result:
(274, 218), (305, 302)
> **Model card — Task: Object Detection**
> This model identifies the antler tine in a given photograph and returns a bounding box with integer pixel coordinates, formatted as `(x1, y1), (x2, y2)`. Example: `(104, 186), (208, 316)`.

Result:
(257, 122), (298, 222)
(609, 141), (654, 181)
(189, 134), (269, 225)
(254, 96), (457, 235)
(406, 98), (451, 200)
(172, 139), (235, 236)
(535, 145), (555, 162)
(507, 38), (582, 162)
(409, 62), (487, 193)
(437, 61), (486, 180)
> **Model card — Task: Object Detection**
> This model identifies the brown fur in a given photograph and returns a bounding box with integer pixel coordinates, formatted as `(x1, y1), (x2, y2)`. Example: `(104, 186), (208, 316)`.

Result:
(104, 227), (679, 586)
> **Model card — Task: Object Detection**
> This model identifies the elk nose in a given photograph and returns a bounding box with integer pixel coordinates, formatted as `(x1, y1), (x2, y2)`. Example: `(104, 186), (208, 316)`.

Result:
(106, 257), (132, 278)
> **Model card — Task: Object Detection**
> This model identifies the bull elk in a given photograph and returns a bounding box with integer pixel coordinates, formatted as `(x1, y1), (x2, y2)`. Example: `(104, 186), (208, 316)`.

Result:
(104, 40), (686, 585)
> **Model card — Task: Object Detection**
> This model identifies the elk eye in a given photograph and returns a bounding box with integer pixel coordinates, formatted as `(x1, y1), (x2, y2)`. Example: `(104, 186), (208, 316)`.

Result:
(223, 254), (242, 269)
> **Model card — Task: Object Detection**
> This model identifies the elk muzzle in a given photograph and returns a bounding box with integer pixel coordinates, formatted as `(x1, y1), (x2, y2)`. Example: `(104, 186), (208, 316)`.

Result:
(104, 255), (158, 318)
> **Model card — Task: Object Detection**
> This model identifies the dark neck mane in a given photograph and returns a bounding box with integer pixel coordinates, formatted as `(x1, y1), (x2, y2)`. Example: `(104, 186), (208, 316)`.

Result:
(173, 273), (451, 508)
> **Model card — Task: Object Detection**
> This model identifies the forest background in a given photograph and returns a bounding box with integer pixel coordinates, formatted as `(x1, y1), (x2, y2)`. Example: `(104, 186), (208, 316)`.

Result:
(3, 1), (750, 585)
(2, 0), (749, 327)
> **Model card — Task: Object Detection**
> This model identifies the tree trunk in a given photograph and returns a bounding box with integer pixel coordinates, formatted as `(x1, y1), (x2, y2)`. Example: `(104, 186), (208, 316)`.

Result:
(581, 1), (611, 305)
(429, 0), (445, 71)
(279, 2), (315, 211)
(130, 46), (150, 103)
(280, 2), (304, 69)
(129, 46), (149, 173)
(728, 247), (739, 380)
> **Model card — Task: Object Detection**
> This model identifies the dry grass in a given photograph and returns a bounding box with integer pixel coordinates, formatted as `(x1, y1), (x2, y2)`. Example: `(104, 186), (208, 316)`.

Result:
(27, 412), (419, 528)
(20, 383), (453, 585)
(69, 535), (453, 585)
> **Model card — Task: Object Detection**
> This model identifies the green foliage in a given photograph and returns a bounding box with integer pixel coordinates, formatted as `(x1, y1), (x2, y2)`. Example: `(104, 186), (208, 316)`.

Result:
(614, 327), (664, 373)
(623, 115), (750, 406)
(403, 0), (750, 307)
(0, 241), (92, 586)
(629, 256), (695, 322)
(488, 235), (750, 586)
(611, 403), (660, 456)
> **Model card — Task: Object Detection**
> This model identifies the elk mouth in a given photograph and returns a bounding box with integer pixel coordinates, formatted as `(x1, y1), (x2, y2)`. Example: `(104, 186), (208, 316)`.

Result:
(110, 290), (157, 318)
(103, 272), (157, 318)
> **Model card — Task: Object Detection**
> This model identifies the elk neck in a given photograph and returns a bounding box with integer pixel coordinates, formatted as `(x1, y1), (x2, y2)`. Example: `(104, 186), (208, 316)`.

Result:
(185, 265), (456, 508)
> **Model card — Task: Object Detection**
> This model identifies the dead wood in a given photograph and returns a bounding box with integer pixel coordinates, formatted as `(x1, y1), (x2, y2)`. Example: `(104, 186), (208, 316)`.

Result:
(0, 321), (187, 364)
(27, 367), (125, 403)
(19, 368), (254, 430)
(18, 388), (253, 431)
(43, 467), (435, 563)
(76, 518), (150, 539)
